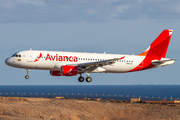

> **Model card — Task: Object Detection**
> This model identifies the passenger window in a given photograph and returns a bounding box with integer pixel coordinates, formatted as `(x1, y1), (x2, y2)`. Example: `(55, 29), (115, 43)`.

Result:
(15, 55), (18, 57)
(19, 55), (21, 57)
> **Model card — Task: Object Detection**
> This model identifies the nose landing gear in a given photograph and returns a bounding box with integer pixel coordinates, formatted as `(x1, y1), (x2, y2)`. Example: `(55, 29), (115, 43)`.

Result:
(25, 69), (30, 79)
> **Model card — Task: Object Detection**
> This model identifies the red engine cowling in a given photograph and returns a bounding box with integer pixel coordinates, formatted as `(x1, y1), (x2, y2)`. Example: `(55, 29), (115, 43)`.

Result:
(50, 70), (62, 76)
(50, 66), (78, 76)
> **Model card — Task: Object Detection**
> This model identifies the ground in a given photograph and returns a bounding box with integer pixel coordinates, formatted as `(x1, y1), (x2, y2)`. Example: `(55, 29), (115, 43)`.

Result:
(0, 97), (179, 120)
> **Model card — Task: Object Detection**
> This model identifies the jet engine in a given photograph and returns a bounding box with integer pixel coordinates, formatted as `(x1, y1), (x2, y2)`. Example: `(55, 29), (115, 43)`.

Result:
(50, 65), (78, 76)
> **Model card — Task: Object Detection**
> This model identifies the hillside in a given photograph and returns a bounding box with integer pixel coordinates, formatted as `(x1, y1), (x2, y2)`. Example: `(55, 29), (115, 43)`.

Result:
(0, 97), (179, 120)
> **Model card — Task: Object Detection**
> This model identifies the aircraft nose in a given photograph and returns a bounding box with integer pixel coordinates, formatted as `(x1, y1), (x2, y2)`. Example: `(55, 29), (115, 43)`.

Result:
(5, 57), (13, 66)
(5, 58), (10, 65)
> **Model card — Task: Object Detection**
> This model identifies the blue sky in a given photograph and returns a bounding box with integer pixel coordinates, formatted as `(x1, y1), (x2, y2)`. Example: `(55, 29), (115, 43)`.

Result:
(1, 0), (180, 85)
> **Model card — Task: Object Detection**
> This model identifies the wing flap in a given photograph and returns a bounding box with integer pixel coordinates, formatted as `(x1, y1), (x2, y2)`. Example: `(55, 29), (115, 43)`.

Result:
(66, 57), (124, 73)
(77, 58), (120, 67)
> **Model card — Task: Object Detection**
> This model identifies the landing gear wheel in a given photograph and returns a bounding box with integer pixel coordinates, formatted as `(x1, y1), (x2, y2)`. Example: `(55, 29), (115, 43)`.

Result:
(25, 75), (29, 79)
(86, 77), (92, 82)
(25, 69), (30, 79)
(78, 77), (84, 82)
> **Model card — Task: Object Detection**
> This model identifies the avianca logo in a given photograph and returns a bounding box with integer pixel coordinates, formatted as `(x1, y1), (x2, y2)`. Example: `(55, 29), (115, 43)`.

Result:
(34, 53), (78, 62)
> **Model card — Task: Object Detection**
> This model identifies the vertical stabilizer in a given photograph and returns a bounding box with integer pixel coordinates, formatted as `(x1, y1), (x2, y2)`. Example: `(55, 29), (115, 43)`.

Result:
(138, 29), (173, 58)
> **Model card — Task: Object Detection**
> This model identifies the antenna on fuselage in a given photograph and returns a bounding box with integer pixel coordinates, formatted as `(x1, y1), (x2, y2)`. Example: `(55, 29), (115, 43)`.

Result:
(103, 51), (106, 54)
(30, 48), (32, 51)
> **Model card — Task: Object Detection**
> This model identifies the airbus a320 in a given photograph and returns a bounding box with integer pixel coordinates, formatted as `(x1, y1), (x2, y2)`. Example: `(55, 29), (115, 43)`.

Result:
(5, 29), (176, 82)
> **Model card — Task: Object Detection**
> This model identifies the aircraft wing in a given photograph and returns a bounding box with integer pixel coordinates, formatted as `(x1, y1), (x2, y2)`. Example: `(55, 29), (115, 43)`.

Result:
(66, 56), (125, 73)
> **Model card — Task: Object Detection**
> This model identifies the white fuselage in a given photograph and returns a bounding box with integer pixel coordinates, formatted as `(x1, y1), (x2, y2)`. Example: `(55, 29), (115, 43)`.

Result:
(5, 50), (146, 73)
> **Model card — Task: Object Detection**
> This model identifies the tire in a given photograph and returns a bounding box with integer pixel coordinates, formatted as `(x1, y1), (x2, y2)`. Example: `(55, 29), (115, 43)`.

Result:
(78, 77), (84, 82)
(86, 77), (92, 82)
(25, 75), (29, 79)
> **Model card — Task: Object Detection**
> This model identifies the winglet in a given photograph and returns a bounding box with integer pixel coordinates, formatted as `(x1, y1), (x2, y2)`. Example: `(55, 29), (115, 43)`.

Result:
(138, 29), (173, 58)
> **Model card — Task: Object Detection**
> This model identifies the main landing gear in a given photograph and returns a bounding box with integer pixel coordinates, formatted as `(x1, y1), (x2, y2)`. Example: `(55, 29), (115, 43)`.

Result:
(78, 73), (92, 82)
(25, 69), (30, 79)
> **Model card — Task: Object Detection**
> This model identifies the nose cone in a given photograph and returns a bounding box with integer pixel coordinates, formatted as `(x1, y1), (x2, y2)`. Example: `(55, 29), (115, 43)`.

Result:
(5, 58), (10, 65)
(5, 57), (14, 66)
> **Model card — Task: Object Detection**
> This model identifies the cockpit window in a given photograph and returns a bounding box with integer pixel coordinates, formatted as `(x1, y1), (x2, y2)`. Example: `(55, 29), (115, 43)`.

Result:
(11, 53), (21, 58)
(11, 53), (17, 57)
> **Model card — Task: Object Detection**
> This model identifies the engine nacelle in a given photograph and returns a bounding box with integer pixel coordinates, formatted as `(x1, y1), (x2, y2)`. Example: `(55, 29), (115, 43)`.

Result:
(50, 70), (62, 76)
(50, 65), (78, 76)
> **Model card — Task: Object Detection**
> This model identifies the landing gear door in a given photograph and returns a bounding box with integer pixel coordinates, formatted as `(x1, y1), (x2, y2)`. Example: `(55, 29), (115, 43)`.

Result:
(27, 52), (32, 62)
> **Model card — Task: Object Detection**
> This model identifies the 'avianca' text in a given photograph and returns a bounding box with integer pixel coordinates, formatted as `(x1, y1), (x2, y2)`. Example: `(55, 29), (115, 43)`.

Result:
(34, 53), (78, 62)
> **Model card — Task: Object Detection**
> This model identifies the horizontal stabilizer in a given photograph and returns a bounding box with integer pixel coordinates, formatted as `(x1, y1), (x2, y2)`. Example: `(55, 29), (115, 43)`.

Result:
(152, 59), (176, 67)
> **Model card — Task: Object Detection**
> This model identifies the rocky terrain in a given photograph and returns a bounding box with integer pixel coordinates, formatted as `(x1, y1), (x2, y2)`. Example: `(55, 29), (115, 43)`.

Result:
(0, 97), (179, 120)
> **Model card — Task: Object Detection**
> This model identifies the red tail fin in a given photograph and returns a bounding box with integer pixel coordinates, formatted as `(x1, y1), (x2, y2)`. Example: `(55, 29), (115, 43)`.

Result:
(139, 29), (173, 58)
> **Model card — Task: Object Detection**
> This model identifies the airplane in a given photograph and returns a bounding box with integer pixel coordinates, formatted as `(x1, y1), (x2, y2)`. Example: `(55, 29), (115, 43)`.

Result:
(5, 29), (176, 82)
